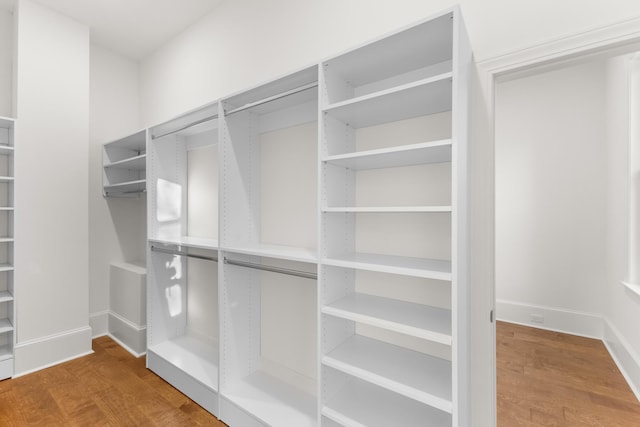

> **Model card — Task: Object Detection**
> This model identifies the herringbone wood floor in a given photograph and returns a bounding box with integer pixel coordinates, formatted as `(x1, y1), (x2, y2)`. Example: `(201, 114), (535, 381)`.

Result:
(0, 324), (639, 426)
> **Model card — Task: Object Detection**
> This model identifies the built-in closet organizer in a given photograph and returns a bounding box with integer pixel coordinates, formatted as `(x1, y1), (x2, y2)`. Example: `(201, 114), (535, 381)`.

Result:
(319, 8), (471, 427)
(218, 66), (319, 427)
(146, 102), (221, 414)
(0, 116), (14, 381)
(102, 129), (147, 197)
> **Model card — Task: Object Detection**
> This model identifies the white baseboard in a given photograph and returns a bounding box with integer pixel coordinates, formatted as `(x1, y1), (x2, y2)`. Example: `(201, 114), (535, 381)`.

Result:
(89, 310), (109, 337)
(603, 318), (640, 402)
(496, 299), (603, 339)
(13, 326), (93, 377)
(108, 311), (146, 357)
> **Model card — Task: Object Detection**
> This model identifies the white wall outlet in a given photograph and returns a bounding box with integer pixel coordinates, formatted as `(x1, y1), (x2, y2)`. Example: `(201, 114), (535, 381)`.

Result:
(530, 314), (545, 324)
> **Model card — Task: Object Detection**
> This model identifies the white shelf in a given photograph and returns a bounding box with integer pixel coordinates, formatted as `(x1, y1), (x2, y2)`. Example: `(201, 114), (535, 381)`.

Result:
(324, 140), (452, 170)
(148, 335), (218, 392)
(322, 377), (451, 427)
(104, 129), (146, 151)
(222, 243), (317, 264)
(0, 145), (13, 153)
(0, 237), (13, 243)
(0, 207), (13, 211)
(0, 264), (13, 272)
(323, 73), (452, 128)
(223, 370), (316, 427)
(0, 291), (13, 303)
(323, 206), (452, 213)
(322, 252), (451, 280)
(0, 176), (13, 182)
(0, 344), (11, 361)
(149, 236), (219, 251)
(104, 154), (146, 170)
(0, 318), (13, 334)
(103, 179), (146, 195)
(323, 335), (452, 412)
(322, 293), (452, 345)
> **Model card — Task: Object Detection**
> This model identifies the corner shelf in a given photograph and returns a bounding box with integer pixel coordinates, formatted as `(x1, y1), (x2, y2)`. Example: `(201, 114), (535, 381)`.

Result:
(102, 129), (147, 197)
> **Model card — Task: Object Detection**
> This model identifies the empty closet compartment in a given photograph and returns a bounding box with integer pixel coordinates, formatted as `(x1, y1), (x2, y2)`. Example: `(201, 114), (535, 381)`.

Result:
(321, 12), (453, 106)
(148, 102), (219, 248)
(102, 130), (147, 197)
(146, 243), (219, 414)
(220, 253), (317, 427)
(320, 265), (452, 426)
(220, 66), (318, 262)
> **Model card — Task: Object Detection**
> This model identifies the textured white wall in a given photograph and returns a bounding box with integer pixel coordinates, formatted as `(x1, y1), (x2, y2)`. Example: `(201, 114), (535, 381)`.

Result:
(89, 44), (143, 336)
(13, 0), (91, 373)
(496, 61), (608, 317)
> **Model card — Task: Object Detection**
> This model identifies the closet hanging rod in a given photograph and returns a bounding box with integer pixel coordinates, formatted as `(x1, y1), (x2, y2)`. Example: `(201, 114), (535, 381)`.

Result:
(224, 257), (317, 280)
(151, 245), (218, 262)
(224, 82), (318, 116)
(151, 114), (219, 140)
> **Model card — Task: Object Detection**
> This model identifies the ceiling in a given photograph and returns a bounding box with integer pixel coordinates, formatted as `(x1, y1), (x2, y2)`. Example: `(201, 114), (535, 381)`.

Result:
(1, 0), (224, 60)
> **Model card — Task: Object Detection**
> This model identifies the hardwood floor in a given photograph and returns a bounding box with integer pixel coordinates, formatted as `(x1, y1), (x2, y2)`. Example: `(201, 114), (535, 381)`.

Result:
(1, 325), (638, 426)
(497, 321), (640, 426)
(0, 336), (224, 426)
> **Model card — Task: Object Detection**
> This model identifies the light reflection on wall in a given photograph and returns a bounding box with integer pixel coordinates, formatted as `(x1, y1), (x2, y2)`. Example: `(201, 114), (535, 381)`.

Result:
(157, 178), (182, 239)
(165, 254), (183, 317)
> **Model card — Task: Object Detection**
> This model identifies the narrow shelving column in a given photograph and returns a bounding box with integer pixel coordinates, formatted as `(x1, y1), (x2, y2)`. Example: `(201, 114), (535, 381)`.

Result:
(102, 129), (147, 197)
(218, 66), (319, 427)
(0, 116), (14, 381)
(146, 102), (221, 414)
(319, 7), (471, 426)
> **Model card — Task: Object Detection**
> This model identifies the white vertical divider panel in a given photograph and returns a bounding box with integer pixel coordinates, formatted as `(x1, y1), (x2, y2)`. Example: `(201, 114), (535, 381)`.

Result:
(0, 116), (13, 380)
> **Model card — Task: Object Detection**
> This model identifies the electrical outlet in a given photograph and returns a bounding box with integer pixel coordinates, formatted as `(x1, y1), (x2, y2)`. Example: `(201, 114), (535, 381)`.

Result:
(531, 314), (544, 324)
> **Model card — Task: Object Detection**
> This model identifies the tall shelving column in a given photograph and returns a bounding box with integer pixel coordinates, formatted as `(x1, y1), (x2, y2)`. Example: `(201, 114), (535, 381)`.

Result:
(102, 129), (147, 197)
(0, 116), (14, 381)
(219, 66), (319, 427)
(146, 102), (221, 414)
(319, 7), (471, 426)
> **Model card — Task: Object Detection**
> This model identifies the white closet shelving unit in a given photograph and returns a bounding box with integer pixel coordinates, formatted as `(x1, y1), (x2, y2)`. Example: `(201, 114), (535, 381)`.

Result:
(319, 7), (470, 427)
(219, 65), (319, 427)
(0, 116), (14, 381)
(145, 6), (471, 426)
(102, 129), (147, 197)
(146, 102), (220, 414)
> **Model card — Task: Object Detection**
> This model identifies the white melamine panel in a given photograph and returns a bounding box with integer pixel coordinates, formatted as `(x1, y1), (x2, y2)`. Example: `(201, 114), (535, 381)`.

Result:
(323, 293), (452, 345)
(0, 344), (10, 360)
(324, 140), (452, 170)
(0, 318), (12, 333)
(223, 371), (316, 427)
(222, 244), (315, 263)
(0, 290), (12, 303)
(187, 142), (218, 241)
(104, 179), (146, 195)
(104, 154), (146, 170)
(149, 236), (218, 250)
(323, 335), (452, 412)
(324, 75), (452, 129)
(149, 335), (219, 391)
(323, 252), (451, 280)
(322, 377), (451, 427)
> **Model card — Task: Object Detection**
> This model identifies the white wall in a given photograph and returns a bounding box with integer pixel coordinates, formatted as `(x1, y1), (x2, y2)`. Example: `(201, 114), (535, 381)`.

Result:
(88, 44), (143, 336)
(139, 0), (640, 127)
(13, 0), (91, 374)
(604, 55), (640, 397)
(0, 7), (12, 117)
(495, 61), (608, 336)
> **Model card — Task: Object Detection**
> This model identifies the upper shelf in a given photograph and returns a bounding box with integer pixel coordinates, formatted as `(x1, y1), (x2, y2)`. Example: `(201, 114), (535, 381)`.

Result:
(324, 140), (452, 170)
(323, 252), (452, 280)
(104, 154), (146, 170)
(323, 73), (452, 129)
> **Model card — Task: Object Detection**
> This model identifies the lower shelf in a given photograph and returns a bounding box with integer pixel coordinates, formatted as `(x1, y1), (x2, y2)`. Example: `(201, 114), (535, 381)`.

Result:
(0, 355), (11, 380)
(147, 335), (219, 415)
(0, 343), (12, 361)
(222, 370), (316, 427)
(322, 377), (451, 427)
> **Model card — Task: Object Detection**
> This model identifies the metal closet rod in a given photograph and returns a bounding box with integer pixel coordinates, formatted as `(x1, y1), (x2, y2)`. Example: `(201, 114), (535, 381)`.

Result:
(151, 114), (219, 140)
(224, 82), (318, 116)
(151, 245), (218, 262)
(224, 257), (317, 280)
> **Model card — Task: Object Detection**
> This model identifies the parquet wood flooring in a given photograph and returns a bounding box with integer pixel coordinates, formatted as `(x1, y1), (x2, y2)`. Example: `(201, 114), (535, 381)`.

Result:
(0, 336), (225, 426)
(497, 321), (640, 426)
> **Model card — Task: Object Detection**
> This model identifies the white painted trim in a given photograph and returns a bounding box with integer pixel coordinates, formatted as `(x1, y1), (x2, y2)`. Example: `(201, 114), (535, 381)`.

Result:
(602, 318), (640, 402)
(107, 333), (146, 358)
(496, 300), (603, 340)
(621, 281), (640, 297)
(108, 310), (146, 332)
(13, 326), (93, 377)
(89, 309), (109, 337)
